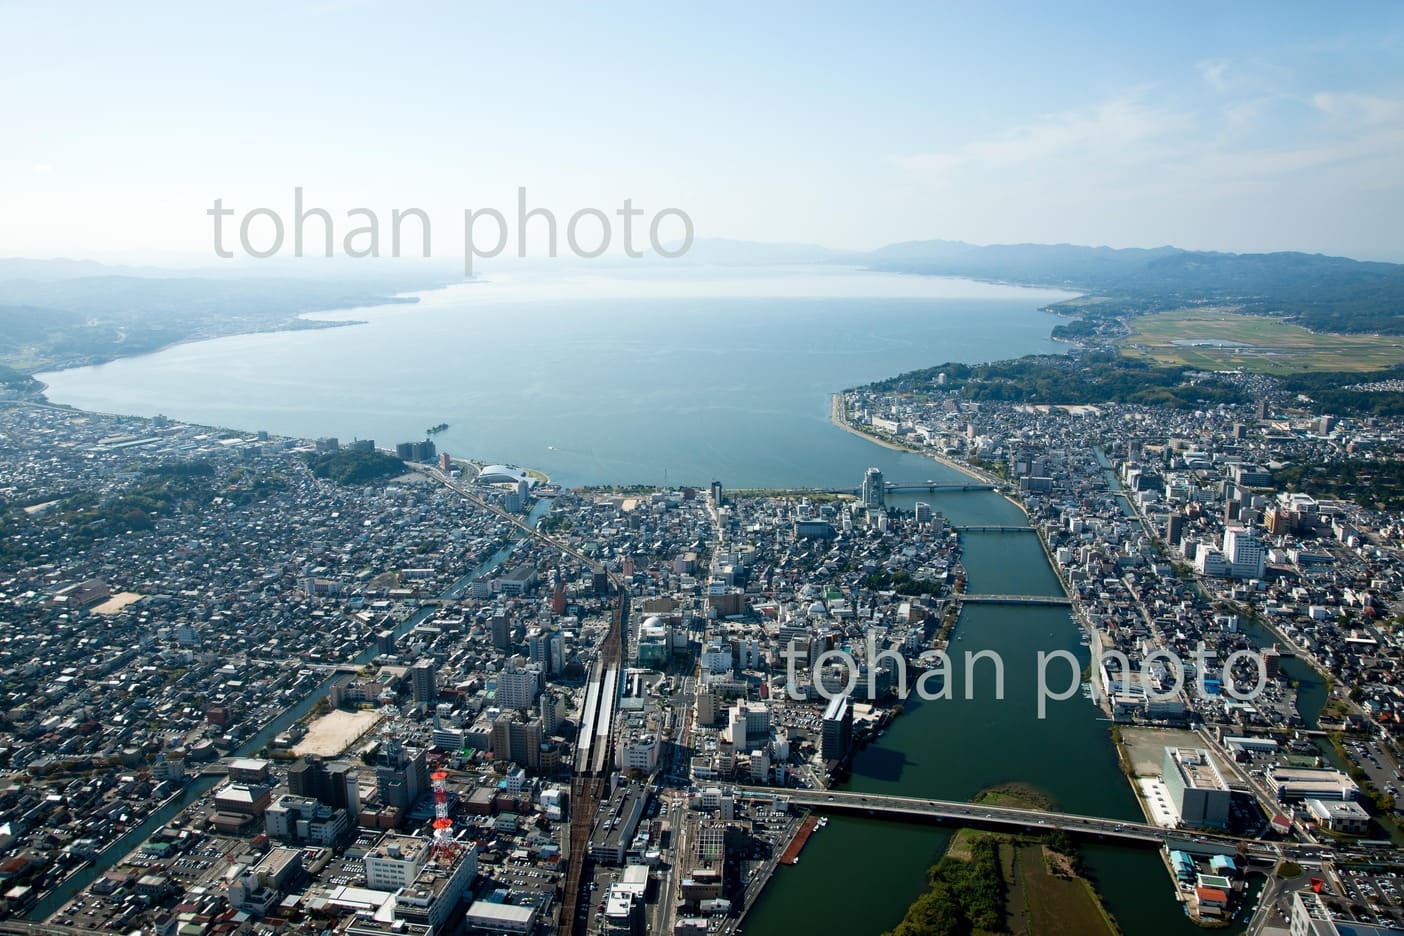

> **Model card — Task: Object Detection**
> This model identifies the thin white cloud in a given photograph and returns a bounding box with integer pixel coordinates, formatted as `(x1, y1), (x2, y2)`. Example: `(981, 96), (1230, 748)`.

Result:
(895, 92), (1191, 180)
(1198, 59), (1230, 92)
(1310, 91), (1404, 127)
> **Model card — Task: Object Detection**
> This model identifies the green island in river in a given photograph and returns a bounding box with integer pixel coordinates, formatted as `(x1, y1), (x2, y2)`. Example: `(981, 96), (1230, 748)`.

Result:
(885, 784), (1120, 936)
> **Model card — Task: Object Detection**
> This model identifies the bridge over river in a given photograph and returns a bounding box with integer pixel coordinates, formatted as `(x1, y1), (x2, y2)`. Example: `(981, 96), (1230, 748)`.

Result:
(956, 593), (1073, 606)
(730, 787), (1357, 865)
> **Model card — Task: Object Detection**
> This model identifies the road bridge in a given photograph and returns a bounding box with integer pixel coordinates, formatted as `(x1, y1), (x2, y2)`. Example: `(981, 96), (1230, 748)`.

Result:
(738, 787), (1163, 845)
(957, 594), (1073, 606)
(952, 525), (1034, 533)
(732, 787), (1404, 869)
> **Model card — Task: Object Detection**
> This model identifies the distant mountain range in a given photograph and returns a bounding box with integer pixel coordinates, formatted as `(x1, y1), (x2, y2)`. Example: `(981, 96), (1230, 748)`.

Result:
(676, 238), (1404, 334)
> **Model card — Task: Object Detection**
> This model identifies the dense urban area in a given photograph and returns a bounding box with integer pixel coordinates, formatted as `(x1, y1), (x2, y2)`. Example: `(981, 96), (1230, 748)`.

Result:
(3, 342), (1404, 936)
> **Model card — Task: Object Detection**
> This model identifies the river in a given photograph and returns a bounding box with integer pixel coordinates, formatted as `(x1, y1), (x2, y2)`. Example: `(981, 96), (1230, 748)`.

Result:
(744, 487), (1220, 936)
(31, 268), (1276, 931)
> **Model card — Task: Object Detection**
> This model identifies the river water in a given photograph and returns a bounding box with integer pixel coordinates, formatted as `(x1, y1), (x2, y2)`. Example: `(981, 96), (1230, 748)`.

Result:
(33, 269), (1284, 932)
(744, 490), (1216, 936)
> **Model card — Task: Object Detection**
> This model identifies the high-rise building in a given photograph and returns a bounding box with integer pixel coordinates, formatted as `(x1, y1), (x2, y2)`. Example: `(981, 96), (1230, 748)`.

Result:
(496, 665), (540, 711)
(1265, 506), (1293, 537)
(374, 737), (427, 812)
(288, 756), (360, 815)
(861, 467), (885, 510)
(491, 715), (544, 771)
(540, 691), (563, 735)
(1223, 525), (1265, 579)
(409, 658), (437, 708)
(527, 628), (564, 674)
(1165, 513), (1185, 546)
(696, 687), (717, 728)
(728, 706), (748, 754)
(491, 613), (512, 652)
(821, 694), (853, 764)
(396, 440), (437, 462)
(288, 757), (326, 801)
(375, 628), (398, 657)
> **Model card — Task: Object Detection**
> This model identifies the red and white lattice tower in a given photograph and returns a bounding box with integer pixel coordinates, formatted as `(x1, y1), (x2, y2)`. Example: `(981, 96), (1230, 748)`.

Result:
(430, 769), (455, 860)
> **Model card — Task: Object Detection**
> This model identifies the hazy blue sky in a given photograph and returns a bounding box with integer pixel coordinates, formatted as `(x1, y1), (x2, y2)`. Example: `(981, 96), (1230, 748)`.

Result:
(3, 1), (1403, 262)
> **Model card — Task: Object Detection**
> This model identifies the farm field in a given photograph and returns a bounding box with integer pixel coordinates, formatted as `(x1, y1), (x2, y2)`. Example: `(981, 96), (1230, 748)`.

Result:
(1120, 308), (1404, 374)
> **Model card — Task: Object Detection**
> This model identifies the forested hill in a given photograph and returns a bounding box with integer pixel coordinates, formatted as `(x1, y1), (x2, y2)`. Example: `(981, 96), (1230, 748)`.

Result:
(867, 242), (1404, 334)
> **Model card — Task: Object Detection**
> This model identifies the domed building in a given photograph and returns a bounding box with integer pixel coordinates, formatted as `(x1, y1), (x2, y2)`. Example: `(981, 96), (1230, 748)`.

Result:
(476, 464), (533, 486)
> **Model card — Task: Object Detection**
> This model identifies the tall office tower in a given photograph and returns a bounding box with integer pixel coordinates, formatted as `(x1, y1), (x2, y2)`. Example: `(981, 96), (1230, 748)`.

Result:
(821, 694), (853, 763)
(1165, 513), (1185, 547)
(409, 658), (437, 708)
(491, 613), (512, 652)
(527, 628), (564, 675)
(861, 467), (885, 510)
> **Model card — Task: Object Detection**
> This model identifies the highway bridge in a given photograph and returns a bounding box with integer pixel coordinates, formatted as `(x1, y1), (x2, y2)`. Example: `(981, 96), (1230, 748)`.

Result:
(731, 787), (1290, 859)
(957, 594), (1074, 606)
(733, 482), (996, 497)
(732, 787), (1404, 868)
(738, 787), (1165, 846)
(952, 524), (1036, 534)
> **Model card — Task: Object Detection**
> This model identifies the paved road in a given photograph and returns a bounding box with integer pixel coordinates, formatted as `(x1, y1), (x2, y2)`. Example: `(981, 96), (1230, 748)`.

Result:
(732, 786), (1404, 868)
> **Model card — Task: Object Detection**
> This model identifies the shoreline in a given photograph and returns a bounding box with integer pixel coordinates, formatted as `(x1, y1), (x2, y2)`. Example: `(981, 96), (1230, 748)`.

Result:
(828, 392), (1001, 487)
(29, 313), (382, 385)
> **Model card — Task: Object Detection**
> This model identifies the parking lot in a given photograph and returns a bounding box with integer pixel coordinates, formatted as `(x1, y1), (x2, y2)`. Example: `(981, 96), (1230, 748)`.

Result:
(1335, 864), (1404, 928)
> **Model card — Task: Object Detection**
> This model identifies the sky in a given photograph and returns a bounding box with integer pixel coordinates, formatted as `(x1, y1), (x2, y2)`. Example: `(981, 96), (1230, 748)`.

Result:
(2, 1), (1403, 264)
